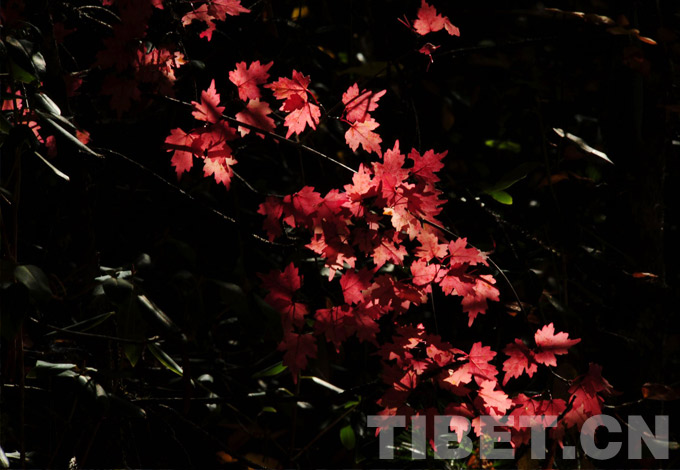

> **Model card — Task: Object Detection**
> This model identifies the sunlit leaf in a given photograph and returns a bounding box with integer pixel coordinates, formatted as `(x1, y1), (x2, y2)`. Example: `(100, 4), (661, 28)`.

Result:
(33, 151), (70, 181)
(0, 444), (9, 469)
(340, 425), (356, 450)
(554, 128), (613, 164)
(137, 294), (183, 337)
(252, 361), (287, 378)
(484, 139), (521, 153)
(148, 342), (183, 376)
(486, 189), (513, 205)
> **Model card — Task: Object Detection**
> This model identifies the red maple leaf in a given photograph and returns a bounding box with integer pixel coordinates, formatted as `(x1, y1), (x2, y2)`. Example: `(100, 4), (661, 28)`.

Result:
(165, 127), (197, 176)
(203, 154), (236, 187)
(314, 306), (354, 350)
(228, 60), (273, 101)
(510, 394), (566, 447)
(461, 274), (499, 326)
(278, 331), (317, 383)
(443, 363), (473, 387)
(258, 263), (309, 329)
(533, 323), (581, 366)
(266, 70), (313, 102)
(206, 0), (249, 20)
(408, 148), (446, 184)
(476, 379), (512, 414)
(283, 101), (321, 138)
(410, 258), (440, 286)
(412, 0), (460, 37)
(191, 79), (224, 123)
(372, 237), (408, 269)
(343, 164), (378, 217)
(354, 308), (381, 343)
(101, 76), (141, 117)
(345, 117), (382, 155)
(340, 268), (373, 305)
(342, 83), (386, 123)
(281, 93), (306, 112)
(372, 141), (409, 203)
(414, 231), (448, 261)
(265, 71), (322, 137)
(501, 339), (538, 385)
(257, 197), (284, 241)
(235, 99), (275, 137)
(285, 186), (324, 227)
(465, 342), (498, 384)
(564, 363), (614, 431)
(447, 238), (487, 267)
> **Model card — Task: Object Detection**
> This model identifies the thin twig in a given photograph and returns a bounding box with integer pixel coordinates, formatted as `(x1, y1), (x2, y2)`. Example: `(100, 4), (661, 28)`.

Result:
(76, 5), (122, 21)
(547, 367), (572, 385)
(232, 169), (285, 197)
(101, 148), (292, 247)
(31, 318), (158, 344)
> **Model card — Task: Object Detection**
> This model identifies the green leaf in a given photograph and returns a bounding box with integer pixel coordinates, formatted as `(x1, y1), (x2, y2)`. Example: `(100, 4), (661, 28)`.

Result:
(137, 294), (182, 337)
(27, 360), (76, 378)
(0, 444), (9, 469)
(486, 189), (513, 205)
(14, 264), (52, 301)
(342, 398), (361, 409)
(261, 406), (277, 413)
(4, 37), (43, 84)
(340, 425), (356, 450)
(33, 151), (70, 181)
(252, 361), (287, 378)
(45, 311), (115, 337)
(124, 343), (142, 368)
(148, 342), (183, 376)
(484, 139), (521, 153)
(32, 92), (61, 116)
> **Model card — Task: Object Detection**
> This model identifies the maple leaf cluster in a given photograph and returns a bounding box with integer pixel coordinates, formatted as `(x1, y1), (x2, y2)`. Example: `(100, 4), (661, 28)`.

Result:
(156, 3), (617, 459)
(400, 1), (461, 67)
(254, 154), (610, 448)
(256, 141), (504, 382)
(374, 323), (611, 452)
(165, 80), (238, 188)
(342, 84), (386, 155)
(96, 0), (184, 116)
(166, 61), (393, 184)
(181, 0), (250, 41)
